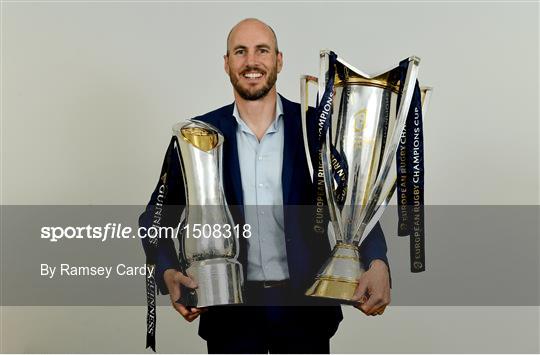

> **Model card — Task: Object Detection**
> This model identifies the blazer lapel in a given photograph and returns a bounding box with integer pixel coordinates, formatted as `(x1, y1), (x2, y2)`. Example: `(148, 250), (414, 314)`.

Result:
(281, 95), (301, 205)
(215, 96), (299, 207)
(214, 105), (244, 207)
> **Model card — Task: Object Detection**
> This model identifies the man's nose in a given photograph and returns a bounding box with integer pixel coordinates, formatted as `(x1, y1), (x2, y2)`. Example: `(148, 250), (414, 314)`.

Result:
(246, 51), (258, 66)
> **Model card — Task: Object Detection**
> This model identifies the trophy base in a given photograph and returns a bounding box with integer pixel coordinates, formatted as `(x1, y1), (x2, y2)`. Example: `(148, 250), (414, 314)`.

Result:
(183, 258), (244, 307)
(305, 243), (365, 303)
(305, 277), (359, 304)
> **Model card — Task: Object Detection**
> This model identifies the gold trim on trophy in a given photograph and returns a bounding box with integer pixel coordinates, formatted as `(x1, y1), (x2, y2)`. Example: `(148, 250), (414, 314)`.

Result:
(334, 67), (400, 93)
(331, 255), (360, 261)
(334, 242), (359, 250)
(181, 127), (219, 152)
(305, 276), (359, 302)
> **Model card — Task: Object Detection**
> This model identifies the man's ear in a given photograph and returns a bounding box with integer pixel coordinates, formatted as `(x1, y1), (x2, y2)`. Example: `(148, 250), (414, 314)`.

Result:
(224, 54), (230, 75)
(277, 51), (283, 73)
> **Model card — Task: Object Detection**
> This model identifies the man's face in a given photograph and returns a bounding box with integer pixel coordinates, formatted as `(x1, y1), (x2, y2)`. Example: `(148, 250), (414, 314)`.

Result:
(224, 21), (283, 101)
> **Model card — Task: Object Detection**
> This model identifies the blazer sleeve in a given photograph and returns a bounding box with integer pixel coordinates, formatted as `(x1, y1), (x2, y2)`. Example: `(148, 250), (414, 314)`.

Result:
(139, 141), (186, 295)
(358, 221), (392, 285)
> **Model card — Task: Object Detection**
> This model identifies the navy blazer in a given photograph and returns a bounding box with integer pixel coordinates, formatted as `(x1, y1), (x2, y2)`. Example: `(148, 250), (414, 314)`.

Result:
(139, 94), (389, 338)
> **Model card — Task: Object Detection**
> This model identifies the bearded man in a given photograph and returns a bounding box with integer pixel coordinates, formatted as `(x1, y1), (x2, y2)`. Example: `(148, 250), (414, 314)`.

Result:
(140, 18), (391, 354)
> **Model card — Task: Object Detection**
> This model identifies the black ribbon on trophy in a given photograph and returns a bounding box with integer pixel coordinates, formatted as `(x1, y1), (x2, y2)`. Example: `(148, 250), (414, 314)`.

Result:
(143, 136), (180, 352)
(307, 51), (350, 239)
(396, 59), (425, 273)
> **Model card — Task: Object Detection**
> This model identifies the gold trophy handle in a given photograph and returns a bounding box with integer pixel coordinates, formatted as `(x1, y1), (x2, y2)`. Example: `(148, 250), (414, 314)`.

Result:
(300, 75), (319, 181)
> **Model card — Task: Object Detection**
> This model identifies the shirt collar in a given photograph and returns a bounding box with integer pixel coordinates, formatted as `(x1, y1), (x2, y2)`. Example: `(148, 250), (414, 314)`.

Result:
(232, 95), (284, 135)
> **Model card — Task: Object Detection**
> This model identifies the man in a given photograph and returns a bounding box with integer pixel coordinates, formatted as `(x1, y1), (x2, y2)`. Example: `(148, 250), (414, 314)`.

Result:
(140, 18), (390, 354)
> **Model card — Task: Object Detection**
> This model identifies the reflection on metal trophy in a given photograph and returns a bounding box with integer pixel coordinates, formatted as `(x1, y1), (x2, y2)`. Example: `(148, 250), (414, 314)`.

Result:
(301, 50), (425, 302)
(173, 120), (243, 307)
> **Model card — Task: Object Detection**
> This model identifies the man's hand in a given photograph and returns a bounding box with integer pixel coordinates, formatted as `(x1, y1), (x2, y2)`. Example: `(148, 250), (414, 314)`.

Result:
(351, 259), (391, 316)
(163, 269), (208, 322)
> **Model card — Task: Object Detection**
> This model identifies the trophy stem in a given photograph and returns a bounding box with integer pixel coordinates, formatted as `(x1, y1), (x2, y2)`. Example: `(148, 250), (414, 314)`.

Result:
(305, 243), (364, 303)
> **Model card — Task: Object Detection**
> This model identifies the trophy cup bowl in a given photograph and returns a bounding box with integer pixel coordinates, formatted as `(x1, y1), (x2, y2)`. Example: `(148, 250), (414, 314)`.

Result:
(302, 50), (421, 302)
(173, 120), (244, 307)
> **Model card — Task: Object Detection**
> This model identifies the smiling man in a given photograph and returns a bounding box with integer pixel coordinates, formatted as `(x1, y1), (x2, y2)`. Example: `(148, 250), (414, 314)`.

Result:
(140, 18), (391, 354)
(225, 21), (280, 100)
(224, 19), (283, 141)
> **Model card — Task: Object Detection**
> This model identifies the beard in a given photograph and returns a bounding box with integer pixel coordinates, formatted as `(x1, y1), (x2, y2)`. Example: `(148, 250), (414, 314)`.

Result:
(229, 64), (278, 101)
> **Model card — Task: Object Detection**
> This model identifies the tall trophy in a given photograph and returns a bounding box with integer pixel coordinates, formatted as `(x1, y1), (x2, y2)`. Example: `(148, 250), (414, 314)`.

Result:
(301, 50), (425, 302)
(173, 119), (244, 307)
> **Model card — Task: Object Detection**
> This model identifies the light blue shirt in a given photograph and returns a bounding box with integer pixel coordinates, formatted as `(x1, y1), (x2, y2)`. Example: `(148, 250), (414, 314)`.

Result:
(233, 96), (290, 281)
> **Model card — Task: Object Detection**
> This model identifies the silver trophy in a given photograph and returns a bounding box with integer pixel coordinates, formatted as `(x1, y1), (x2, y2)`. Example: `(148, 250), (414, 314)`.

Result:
(301, 50), (425, 302)
(173, 120), (244, 307)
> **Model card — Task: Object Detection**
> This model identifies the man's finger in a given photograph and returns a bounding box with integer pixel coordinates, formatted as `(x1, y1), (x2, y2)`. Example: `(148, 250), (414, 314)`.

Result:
(353, 302), (366, 314)
(185, 313), (200, 322)
(176, 273), (198, 289)
(172, 302), (193, 318)
(354, 302), (372, 316)
(372, 305), (387, 316)
(169, 285), (181, 304)
(171, 301), (186, 316)
(351, 277), (368, 303)
(360, 293), (384, 315)
(186, 307), (204, 315)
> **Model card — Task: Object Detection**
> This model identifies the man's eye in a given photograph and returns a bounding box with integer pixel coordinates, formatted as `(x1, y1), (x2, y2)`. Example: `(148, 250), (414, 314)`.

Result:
(235, 49), (245, 55)
(259, 48), (269, 54)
